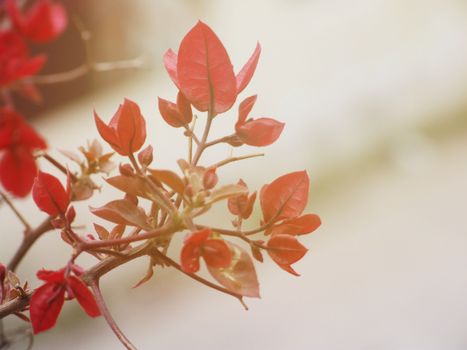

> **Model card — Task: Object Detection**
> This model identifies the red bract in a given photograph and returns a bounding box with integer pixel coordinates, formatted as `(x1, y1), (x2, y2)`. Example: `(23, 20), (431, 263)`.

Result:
(6, 0), (68, 43)
(158, 91), (193, 128)
(30, 282), (66, 334)
(267, 234), (308, 276)
(0, 30), (46, 87)
(181, 229), (232, 273)
(235, 95), (284, 147)
(260, 171), (310, 224)
(30, 266), (100, 334)
(94, 98), (147, 156)
(32, 171), (70, 216)
(236, 43), (261, 94)
(0, 108), (47, 197)
(66, 276), (101, 317)
(170, 21), (237, 114)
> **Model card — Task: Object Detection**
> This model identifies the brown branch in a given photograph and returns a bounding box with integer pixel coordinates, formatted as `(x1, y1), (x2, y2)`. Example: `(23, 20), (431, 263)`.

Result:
(0, 191), (31, 231)
(89, 280), (136, 350)
(8, 217), (53, 272)
(0, 292), (32, 319)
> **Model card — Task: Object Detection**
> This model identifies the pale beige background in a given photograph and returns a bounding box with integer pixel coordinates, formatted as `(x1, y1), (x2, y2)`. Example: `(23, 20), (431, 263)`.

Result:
(2, 0), (467, 349)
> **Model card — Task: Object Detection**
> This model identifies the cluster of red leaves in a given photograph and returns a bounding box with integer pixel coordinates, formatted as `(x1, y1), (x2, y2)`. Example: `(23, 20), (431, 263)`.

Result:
(0, 0), (68, 197)
(0, 108), (46, 196)
(30, 264), (100, 334)
(159, 21), (284, 147)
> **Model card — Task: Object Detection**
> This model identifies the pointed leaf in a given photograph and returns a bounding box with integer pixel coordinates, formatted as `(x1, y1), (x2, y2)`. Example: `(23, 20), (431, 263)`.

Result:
(32, 171), (70, 216)
(236, 117), (284, 147)
(237, 95), (257, 126)
(163, 48), (179, 87)
(267, 234), (308, 276)
(260, 171), (309, 223)
(105, 175), (153, 200)
(236, 42), (261, 93)
(269, 214), (321, 236)
(158, 97), (186, 128)
(90, 199), (152, 230)
(177, 21), (237, 114)
(149, 169), (185, 194)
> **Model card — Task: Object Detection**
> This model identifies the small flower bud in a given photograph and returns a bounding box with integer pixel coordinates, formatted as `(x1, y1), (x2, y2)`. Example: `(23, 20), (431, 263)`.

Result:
(119, 163), (134, 176)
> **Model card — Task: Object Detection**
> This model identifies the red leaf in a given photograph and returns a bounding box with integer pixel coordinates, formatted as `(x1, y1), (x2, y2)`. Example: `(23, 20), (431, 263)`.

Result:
(202, 239), (232, 269)
(207, 243), (260, 298)
(158, 97), (186, 128)
(260, 171), (309, 224)
(236, 117), (284, 147)
(94, 99), (146, 156)
(7, 0), (68, 43)
(30, 282), (65, 334)
(176, 91), (193, 124)
(269, 214), (321, 236)
(227, 179), (256, 220)
(236, 42), (261, 93)
(32, 171), (70, 216)
(237, 95), (257, 126)
(177, 21), (237, 114)
(66, 276), (101, 318)
(149, 168), (185, 194)
(0, 147), (37, 197)
(163, 48), (179, 88)
(37, 268), (65, 283)
(105, 175), (153, 200)
(90, 199), (152, 230)
(267, 234), (308, 276)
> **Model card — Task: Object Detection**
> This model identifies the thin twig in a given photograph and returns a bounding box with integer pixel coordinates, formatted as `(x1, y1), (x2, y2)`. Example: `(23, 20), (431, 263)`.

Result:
(89, 280), (137, 350)
(210, 153), (264, 169)
(0, 191), (31, 232)
(152, 249), (247, 309)
(8, 218), (53, 272)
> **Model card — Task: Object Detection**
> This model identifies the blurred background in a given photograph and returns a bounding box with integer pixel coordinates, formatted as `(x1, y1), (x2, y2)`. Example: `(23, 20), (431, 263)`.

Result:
(2, 0), (467, 349)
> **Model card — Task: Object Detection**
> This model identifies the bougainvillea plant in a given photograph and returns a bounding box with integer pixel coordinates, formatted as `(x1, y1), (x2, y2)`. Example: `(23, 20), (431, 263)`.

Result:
(0, 3), (322, 348)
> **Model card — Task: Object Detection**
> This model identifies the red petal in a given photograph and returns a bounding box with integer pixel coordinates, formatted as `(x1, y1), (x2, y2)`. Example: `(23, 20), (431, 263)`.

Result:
(180, 243), (202, 274)
(260, 171), (309, 224)
(163, 48), (179, 88)
(15, 55), (47, 78)
(177, 21), (237, 114)
(236, 117), (284, 147)
(20, 0), (68, 43)
(37, 268), (65, 283)
(32, 171), (70, 216)
(236, 42), (261, 94)
(237, 95), (257, 126)
(267, 234), (308, 276)
(202, 238), (232, 269)
(158, 97), (185, 128)
(66, 276), (101, 318)
(0, 148), (37, 197)
(30, 282), (66, 334)
(269, 214), (321, 236)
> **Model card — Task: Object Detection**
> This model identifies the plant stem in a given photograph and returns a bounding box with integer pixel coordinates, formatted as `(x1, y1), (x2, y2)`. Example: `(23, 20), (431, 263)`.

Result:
(0, 191), (31, 232)
(152, 249), (247, 309)
(8, 217), (53, 272)
(89, 280), (137, 350)
(210, 153), (264, 169)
